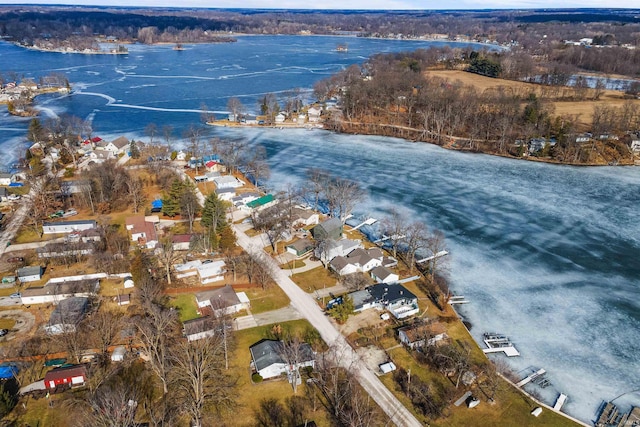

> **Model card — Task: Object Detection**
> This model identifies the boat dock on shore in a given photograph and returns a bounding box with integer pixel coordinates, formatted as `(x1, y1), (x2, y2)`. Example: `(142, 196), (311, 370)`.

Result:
(482, 332), (520, 357)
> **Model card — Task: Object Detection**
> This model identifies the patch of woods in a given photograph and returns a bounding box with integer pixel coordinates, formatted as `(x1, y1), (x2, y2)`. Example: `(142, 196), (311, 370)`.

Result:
(315, 47), (640, 165)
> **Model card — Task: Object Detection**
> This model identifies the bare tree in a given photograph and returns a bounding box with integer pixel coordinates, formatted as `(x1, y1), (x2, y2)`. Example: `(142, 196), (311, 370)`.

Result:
(380, 209), (407, 259)
(156, 234), (180, 286)
(180, 184), (200, 234)
(226, 97), (244, 121)
(169, 336), (237, 427)
(136, 304), (178, 394)
(145, 122), (158, 144)
(125, 173), (146, 214)
(305, 168), (329, 212)
(86, 309), (124, 361)
(403, 221), (429, 273)
(325, 177), (365, 222)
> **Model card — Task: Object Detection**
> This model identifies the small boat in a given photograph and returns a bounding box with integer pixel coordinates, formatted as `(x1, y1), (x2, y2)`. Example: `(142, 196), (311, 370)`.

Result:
(173, 43), (184, 51)
(336, 44), (348, 52)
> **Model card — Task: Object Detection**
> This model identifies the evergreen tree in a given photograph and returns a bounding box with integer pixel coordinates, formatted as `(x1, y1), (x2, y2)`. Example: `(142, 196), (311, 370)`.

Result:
(219, 225), (236, 252)
(129, 139), (140, 159)
(162, 178), (184, 217)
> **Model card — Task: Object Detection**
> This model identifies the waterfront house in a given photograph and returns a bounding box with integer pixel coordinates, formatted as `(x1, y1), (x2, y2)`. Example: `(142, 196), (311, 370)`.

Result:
(232, 192), (261, 208)
(216, 188), (237, 202)
(97, 136), (130, 154)
(275, 113), (286, 123)
(0, 173), (15, 186)
(316, 238), (363, 264)
(310, 217), (343, 241)
(249, 339), (315, 380)
(307, 107), (322, 123)
(195, 285), (250, 316)
(44, 365), (87, 390)
(368, 283), (419, 319)
(42, 220), (97, 235)
(17, 266), (43, 283)
(291, 207), (320, 228)
(398, 322), (448, 349)
(370, 266), (399, 284)
(329, 247), (384, 276)
(176, 150), (187, 161)
(630, 134), (640, 153)
(212, 175), (243, 189)
(245, 194), (277, 212)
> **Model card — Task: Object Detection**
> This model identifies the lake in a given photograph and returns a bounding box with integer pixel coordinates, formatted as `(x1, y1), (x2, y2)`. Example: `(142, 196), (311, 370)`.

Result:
(1, 35), (639, 423)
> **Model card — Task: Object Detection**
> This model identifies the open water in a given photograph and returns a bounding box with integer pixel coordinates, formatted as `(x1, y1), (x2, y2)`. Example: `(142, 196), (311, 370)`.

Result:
(1, 35), (639, 423)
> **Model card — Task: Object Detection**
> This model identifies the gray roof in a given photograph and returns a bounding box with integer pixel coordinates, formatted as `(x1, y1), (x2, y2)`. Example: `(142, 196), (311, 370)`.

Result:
(195, 285), (240, 309)
(183, 316), (217, 336)
(311, 217), (342, 240)
(16, 266), (43, 277)
(49, 297), (89, 326)
(250, 339), (314, 373)
(0, 187), (7, 197)
(42, 220), (97, 227)
(370, 266), (396, 281)
(22, 280), (99, 298)
(350, 289), (375, 310)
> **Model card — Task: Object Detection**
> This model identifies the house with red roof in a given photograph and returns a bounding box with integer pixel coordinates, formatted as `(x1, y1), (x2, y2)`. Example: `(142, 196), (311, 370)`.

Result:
(44, 365), (87, 389)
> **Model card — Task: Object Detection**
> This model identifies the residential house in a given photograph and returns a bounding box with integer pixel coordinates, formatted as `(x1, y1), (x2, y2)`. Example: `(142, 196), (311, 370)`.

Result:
(575, 133), (592, 143)
(196, 260), (226, 284)
(307, 107), (322, 123)
(291, 207), (320, 228)
(275, 113), (286, 123)
(350, 289), (377, 312)
(285, 238), (315, 258)
(36, 242), (94, 259)
(42, 220), (97, 235)
(174, 260), (203, 280)
(329, 247), (384, 276)
(242, 115), (259, 125)
(367, 283), (419, 319)
(125, 216), (158, 248)
(398, 322), (448, 349)
(310, 217), (343, 241)
(97, 136), (130, 154)
(205, 160), (223, 172)
(21, 279), (100, 305)
(176, 150), (187, 161)
(232, 191), (260, 208)
(370, 266), (399, 284)
(250, 339), (315, 379)
(630, 134), (640, 153)
(315, 238), (362, 264)
(79, 229), (102, 243)
(172, 234), (192, 251)
(0, 173), (15, 186)
(87, 150), (114, 164)
(45, 297), (90, 334)
(244, 194), (277, 212)
(60, 180), (91, 195)
(212, 175), (243, 189)
(17, 266), (43, 283)
(44, 365), (87, 390)
(183, 316), (218, 341)
(195, 285), (250, 316)
(216, 188), (237, 202)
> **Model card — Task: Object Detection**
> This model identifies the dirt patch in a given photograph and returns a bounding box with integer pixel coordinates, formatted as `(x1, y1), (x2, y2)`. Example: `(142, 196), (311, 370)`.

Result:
(356, 345), (389, 373)
(340, 308), (387, 336)
(0, 309), (35, 341)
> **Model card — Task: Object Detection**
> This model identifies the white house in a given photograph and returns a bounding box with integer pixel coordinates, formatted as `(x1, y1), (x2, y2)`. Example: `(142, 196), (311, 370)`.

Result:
(316, 238), (362, 264)
(250, 339), (315, 380)
(176, 150), (187, 161)
(17, 266), (43, 283)
(275, 113), (286, 123)
(172, 234), (192, 251)
(20, 279), (100, 305)
(216, 188), (236, 202)
(195, 285), (249, 315)
(0, 173), (16, 186)
(307, 107), (322, 123)
(42, 220), (97, 235)
(212, 175), (243, 189)
(291, 207), (320, 228)
(96, 136), (130, 154)
(370, 266), (399, 284)
(329, 247), (384, 276)
(87, 150), (115, 164)
(196, 260), (226, 284)
(183, 316), (218, 342)
(232, 191), (260, 207)
(348, 283), (419, 320)
(630, 134), (640, 153)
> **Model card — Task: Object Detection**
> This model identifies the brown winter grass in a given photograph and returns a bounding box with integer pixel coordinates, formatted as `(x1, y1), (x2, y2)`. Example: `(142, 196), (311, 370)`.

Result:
(425, 70), (640, 131)
(290, 266), (337, 293)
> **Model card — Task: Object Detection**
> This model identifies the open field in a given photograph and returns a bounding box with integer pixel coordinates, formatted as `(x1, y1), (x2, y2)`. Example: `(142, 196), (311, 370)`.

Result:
(425, 70), (640, 131)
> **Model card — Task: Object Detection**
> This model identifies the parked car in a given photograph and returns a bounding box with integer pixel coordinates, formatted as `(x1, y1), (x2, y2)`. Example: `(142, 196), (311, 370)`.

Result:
(0, 329), (8, 337)
(49, 210), (64, 218)
(10, 292), (21, 299)
(63, 209), (78, 217)
(7, 194), (20, 201)
(6, 257), (24, 263)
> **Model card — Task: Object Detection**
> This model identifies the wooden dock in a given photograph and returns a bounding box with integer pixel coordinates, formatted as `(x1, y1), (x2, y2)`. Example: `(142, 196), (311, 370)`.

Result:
(516, 368), (546, 387)
(553, 393), (568, 411)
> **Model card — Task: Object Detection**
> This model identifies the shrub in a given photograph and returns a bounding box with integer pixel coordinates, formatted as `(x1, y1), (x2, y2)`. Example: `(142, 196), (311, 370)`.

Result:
(252, 373), (263, 383)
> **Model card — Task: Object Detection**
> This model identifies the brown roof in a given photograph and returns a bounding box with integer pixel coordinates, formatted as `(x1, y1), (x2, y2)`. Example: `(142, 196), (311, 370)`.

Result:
(183, 316), (217, 336)
(172, 234), (192, 243)
(398, 322), (446, 344)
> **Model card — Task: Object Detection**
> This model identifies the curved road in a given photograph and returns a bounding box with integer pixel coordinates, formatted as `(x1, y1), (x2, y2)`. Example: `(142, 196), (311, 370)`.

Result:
(233, 225), (422, 427)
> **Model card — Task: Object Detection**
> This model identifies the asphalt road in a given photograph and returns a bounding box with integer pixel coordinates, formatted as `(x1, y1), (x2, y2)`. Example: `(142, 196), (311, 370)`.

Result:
(233, 224), (422, 427)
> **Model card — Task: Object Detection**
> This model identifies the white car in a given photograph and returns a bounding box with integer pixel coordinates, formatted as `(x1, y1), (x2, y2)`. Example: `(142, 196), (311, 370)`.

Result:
(63, 209), (78, 217)
(7, 194), (20, 201)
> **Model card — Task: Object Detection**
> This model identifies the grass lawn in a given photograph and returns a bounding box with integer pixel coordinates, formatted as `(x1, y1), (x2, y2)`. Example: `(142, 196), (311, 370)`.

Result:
(290, 266), (337, 293)
(280, 259), (305, 269)
(220, 319), (331, 427)
(0, 286), (19, 297)
(0, 318), (16, 329)
(244, 285), (290, 314)
(171, 293), (199, 322)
